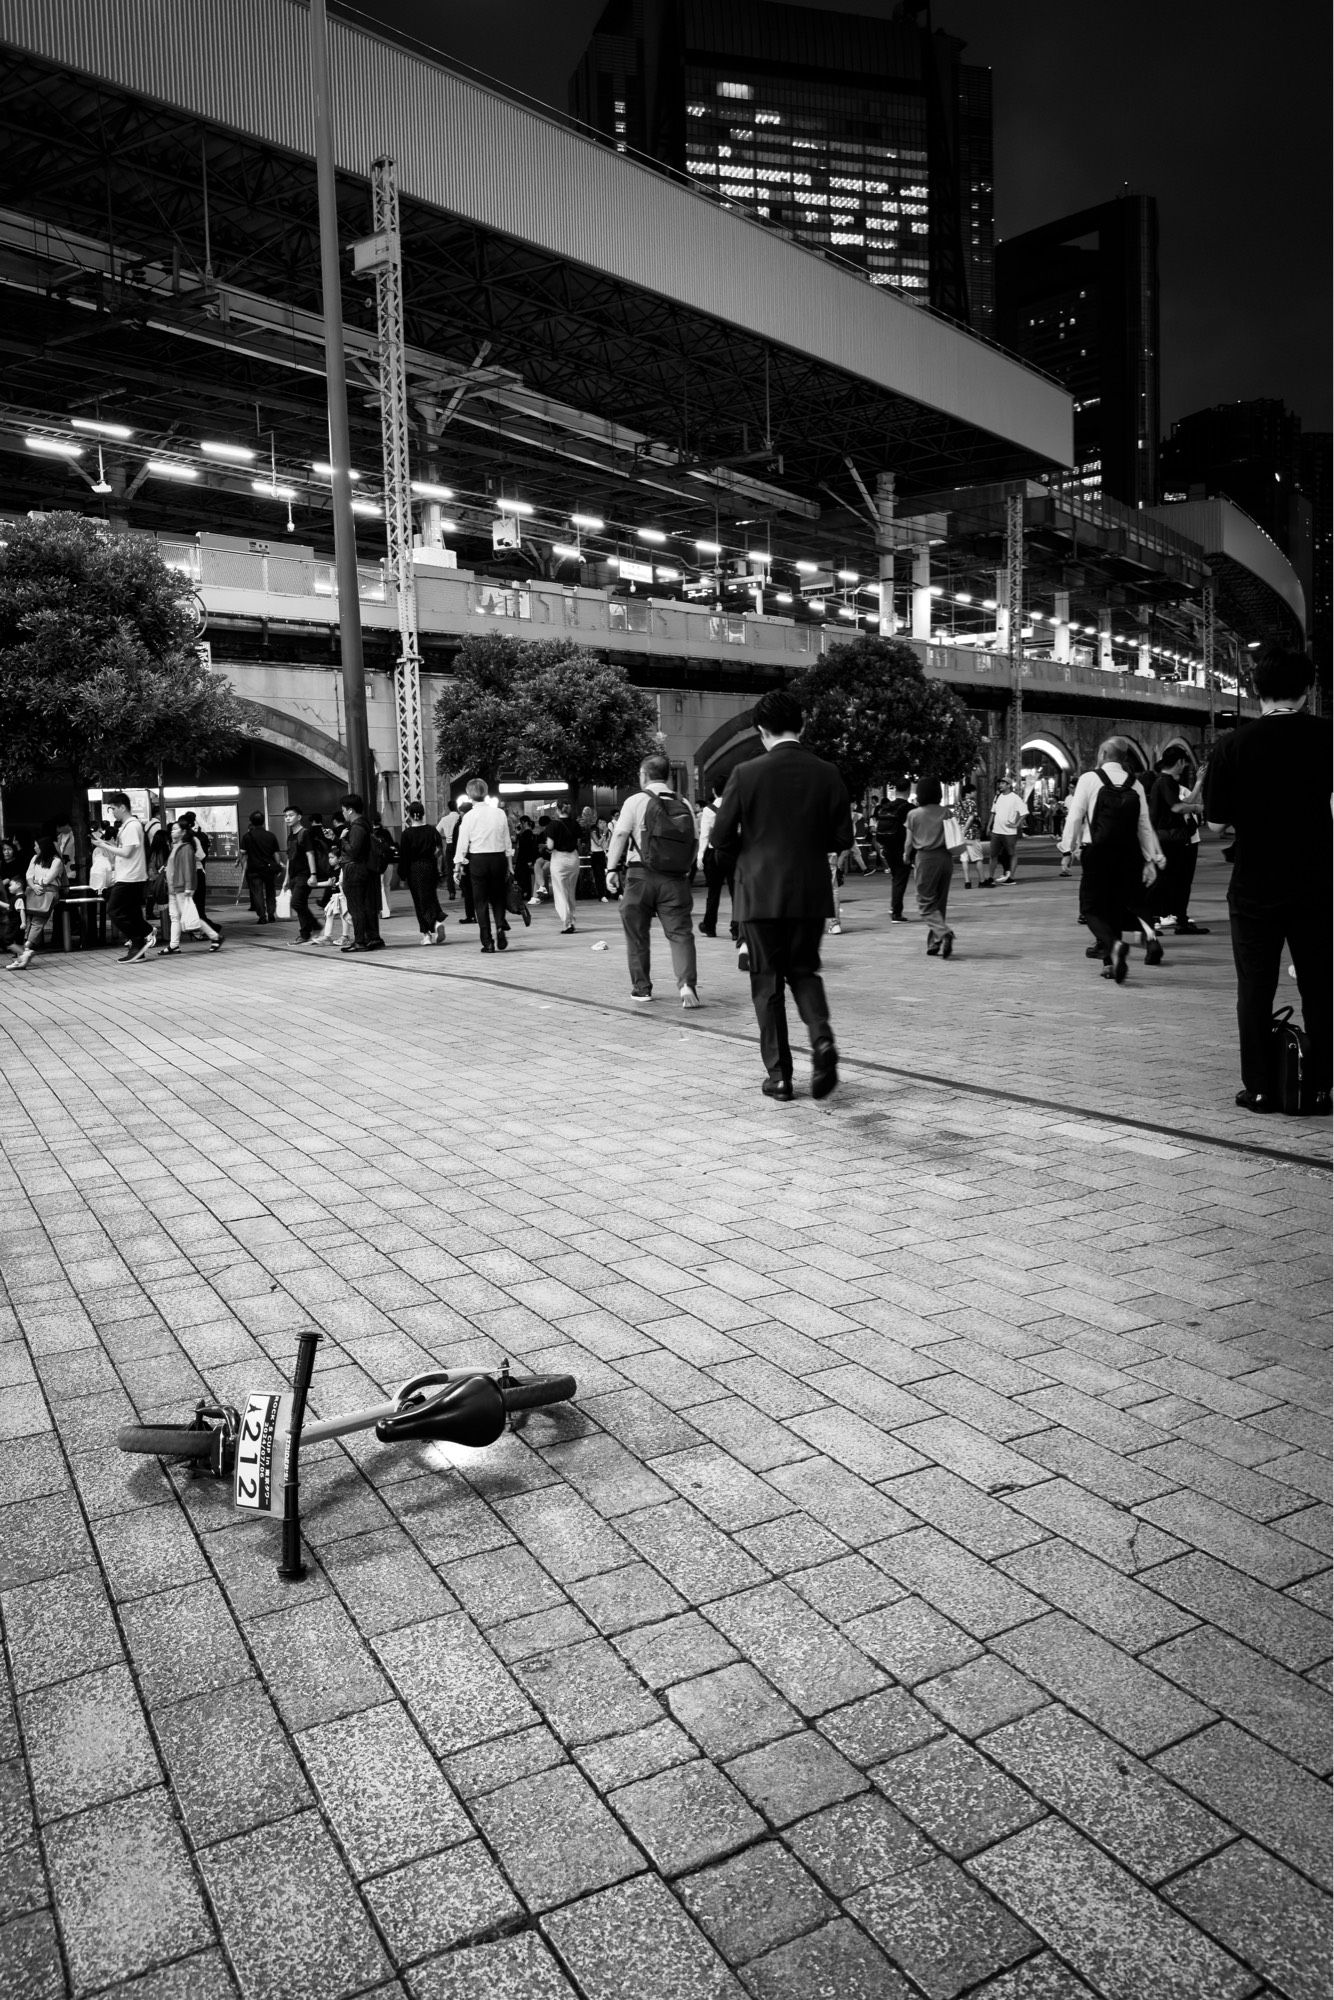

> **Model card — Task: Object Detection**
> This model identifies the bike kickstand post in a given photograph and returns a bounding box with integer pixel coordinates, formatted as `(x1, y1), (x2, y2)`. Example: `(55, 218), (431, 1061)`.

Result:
(278, 1329), (321, 1581)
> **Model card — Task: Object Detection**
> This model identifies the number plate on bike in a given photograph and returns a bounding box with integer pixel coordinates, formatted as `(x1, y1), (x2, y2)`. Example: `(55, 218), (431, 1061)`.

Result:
(234, 1392), (293, 1515)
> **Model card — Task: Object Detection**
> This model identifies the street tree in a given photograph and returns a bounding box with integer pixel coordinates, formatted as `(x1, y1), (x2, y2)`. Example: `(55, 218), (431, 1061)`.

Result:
(0, 513), (245, 874)
(436, 636), (657, 799)
(789, 634), (981, 794)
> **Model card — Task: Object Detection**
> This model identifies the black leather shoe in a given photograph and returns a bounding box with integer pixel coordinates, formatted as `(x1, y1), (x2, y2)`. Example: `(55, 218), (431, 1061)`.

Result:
(762, 1077), (794, 1101)
(811, 1040), (839, 1100)
(1085, 944), (1105, 959)
(1310, 1090), (1331, 1116)
(1111, 942), (1130, 984)
(1235, 1089), (1273, 1113)
(1175, 921), (1210, 935)
(1144, 938), (1164, 966)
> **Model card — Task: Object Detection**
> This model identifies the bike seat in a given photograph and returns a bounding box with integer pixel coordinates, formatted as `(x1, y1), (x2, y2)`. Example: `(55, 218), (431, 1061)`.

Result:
(375, 1372), (506, 1449)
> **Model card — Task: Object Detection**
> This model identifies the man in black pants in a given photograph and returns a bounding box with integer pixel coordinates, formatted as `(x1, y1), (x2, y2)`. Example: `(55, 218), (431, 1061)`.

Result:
(1203, 646), (1332, 1114)
(91, 792), (155, 963)
(338, 793), (382, 952)
(712, 688), (853, 1101)
(877, 783), (913, 922)
(453, 778), (513, 952)
(697, 781), (735, 939)
(282, 807), (320, 943)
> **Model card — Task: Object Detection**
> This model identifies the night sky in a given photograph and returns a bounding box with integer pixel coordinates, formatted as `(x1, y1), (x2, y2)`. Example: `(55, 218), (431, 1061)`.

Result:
(355, 0), (1333, 434)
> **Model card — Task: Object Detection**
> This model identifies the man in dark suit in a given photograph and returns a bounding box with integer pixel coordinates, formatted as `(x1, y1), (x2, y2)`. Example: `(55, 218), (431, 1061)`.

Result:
(712, 688), (854, 1101)
(338, 793), (383, 953)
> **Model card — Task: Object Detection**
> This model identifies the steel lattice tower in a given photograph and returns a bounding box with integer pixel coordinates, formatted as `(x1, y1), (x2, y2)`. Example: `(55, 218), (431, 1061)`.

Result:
(367, 156), (425, 810)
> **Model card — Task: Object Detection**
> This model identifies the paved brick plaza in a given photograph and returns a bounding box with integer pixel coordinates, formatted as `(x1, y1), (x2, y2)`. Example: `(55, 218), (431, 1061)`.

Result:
(1, 841), (1330, 2000)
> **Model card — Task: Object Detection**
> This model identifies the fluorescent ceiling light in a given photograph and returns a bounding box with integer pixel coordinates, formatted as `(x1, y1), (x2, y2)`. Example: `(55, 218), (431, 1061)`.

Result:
(551, 544), (582, 560)
(837, 605), (856, 619)
(312, 462), (361, 480)
(929, 585), (944, 597)
(808, 598), (827, 613)
(412, 481), (454, 500)
(637, 527), (667, 544)
(655, 567), (681, 582)
(496, 497), (533, 515)
(350, 499), (382, 516)
(775, 591), (793, 605)
(570, 513), (604, 531)
(836, 569), (858, 583)
(749, 550), (773, 564)
(25, 435), (82, 457)
(954, 592), (972, 604)
(795, 560), (820, 575)
(149, 461), (198, 480)
(163, 785), (239, 799)
(200, 441), (256, 462)
(71, 417), (133, 440)
(982, 597), (997, 609)
(694, 539), (721, 555)
(252, 479), (297, 501)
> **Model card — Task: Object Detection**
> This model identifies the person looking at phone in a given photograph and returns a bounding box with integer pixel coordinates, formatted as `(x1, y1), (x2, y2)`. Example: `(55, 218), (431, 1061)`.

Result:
(91, 793), (155, 963)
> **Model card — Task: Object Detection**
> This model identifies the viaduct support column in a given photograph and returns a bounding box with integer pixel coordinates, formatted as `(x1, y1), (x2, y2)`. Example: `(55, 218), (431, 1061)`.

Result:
(1053, 589), (1071, 664)
(911, 546), (932, 641)
(876, 471), (896, 637)
(1097, 608), (1114, 672)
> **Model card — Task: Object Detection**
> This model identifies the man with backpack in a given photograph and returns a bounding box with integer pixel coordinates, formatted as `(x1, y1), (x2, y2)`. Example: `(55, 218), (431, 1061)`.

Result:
(91, 793), (155, 963)
(1060, 737), (1165, 983)
(606, 753), (700, 1007)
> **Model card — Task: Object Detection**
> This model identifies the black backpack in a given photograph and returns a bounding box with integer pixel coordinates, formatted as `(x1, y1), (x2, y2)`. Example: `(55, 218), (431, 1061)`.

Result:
(1269, 1008), (1314, 1114)
(638, 792), (696, 876)
(1089, 769), (1142, 848)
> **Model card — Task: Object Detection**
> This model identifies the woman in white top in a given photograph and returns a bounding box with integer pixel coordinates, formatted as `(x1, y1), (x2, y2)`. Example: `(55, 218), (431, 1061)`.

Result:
(8, 835), (65, 970)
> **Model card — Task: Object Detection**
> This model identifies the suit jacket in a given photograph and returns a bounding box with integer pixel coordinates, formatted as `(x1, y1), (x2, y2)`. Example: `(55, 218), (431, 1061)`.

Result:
(712, 740), (854, 922)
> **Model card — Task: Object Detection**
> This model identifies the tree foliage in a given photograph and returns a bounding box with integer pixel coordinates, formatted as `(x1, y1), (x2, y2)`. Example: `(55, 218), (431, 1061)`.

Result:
(436, 636), (657, 796)
(0, 514), (245, 869)
(789, 635), (981, 794)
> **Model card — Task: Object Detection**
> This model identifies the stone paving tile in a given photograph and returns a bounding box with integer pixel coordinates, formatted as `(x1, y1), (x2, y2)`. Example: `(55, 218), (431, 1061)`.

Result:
(815, 1684), (944, 1766)
(741, 1917), (914, 2000)
(993, 1612), (1213, 1756)
(0, 1492), (91, 1591)
(875, 1730), (1045, 1858)
(374, 1613), (538, 1755)
(1143, 1549), (1332, 1672)
(154, 1680), (311, 1847)
(848, 1854), (1036, 2000)
(675, 1841), (834, 1965)
(298, 1701), (472, 1877)
(997, 1536), (1198, 1651)
(1167, 1840), (1332, 2000)
(616, 1614), (741, 1694)
(967, 1955), (1099, 1997)
(365, 1838), (523, 1967)
(200, 1809), (389, 2000)
(704, 1582), (885, 1715)
(578, 1717), (697, 1790)
(971, 1818), (1254, 2000)
(723, 1729), (864, 1825)
(514, 1636), (663, 1745)
(869, 1524), (1047, 1638)
(119, 1579), (251, 1709)
(318, 1524), (459, 1636)
(246, 1591), (390, 1732)
(410, 1931), (576, 1998)
(0, 1567), (122, 1693)
(844, 1596), (982, 1685)
(1155, 1722), (1333, 1890)
(915, 1654), (1049, 1739)
(664, 1662), (800, 1758)
(469, 1762), (643, 1912)
(985, 1703), (1230, 1881)
(610, 1758), (764, 1875)
(567, 1562), (690, 1637)
(1143, 1627), (1333, 1775)
(1134, 1488), (1326, 1588)
(879, 1466), (1047, 1560)
(617, 1502), (768, 1603)
(542, 1873), (745, 1999)
(46, 1789), (215, 1994)
(21, 1664), (160, 1824)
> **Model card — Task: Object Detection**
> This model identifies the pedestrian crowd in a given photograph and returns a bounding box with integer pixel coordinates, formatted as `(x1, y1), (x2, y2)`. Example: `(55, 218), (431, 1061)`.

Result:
(3, 648), (1326, 1117)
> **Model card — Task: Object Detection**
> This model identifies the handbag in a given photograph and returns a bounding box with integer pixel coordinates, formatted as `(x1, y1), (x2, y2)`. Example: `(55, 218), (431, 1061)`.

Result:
(504, 873), (532, 925)
(940, 815), (967, 857)
(275, 888), (292, 921)
(1268, 1008), (1313, 1115)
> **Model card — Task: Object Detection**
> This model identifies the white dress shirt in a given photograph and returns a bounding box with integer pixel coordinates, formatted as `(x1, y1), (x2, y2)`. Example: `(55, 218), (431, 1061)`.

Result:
(453, 799), (512, 863)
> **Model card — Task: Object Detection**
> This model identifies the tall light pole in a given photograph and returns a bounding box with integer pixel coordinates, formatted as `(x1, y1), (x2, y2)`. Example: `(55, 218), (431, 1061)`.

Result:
(309, 0), (371, 802)
(1004, 488), (1024, 783)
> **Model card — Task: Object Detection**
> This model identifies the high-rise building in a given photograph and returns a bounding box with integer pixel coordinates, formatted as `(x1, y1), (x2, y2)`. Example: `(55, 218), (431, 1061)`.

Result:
(1161, 398), (1317, 663)
(569, 0), (995, 334)
(994, 195), (1160, 509)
